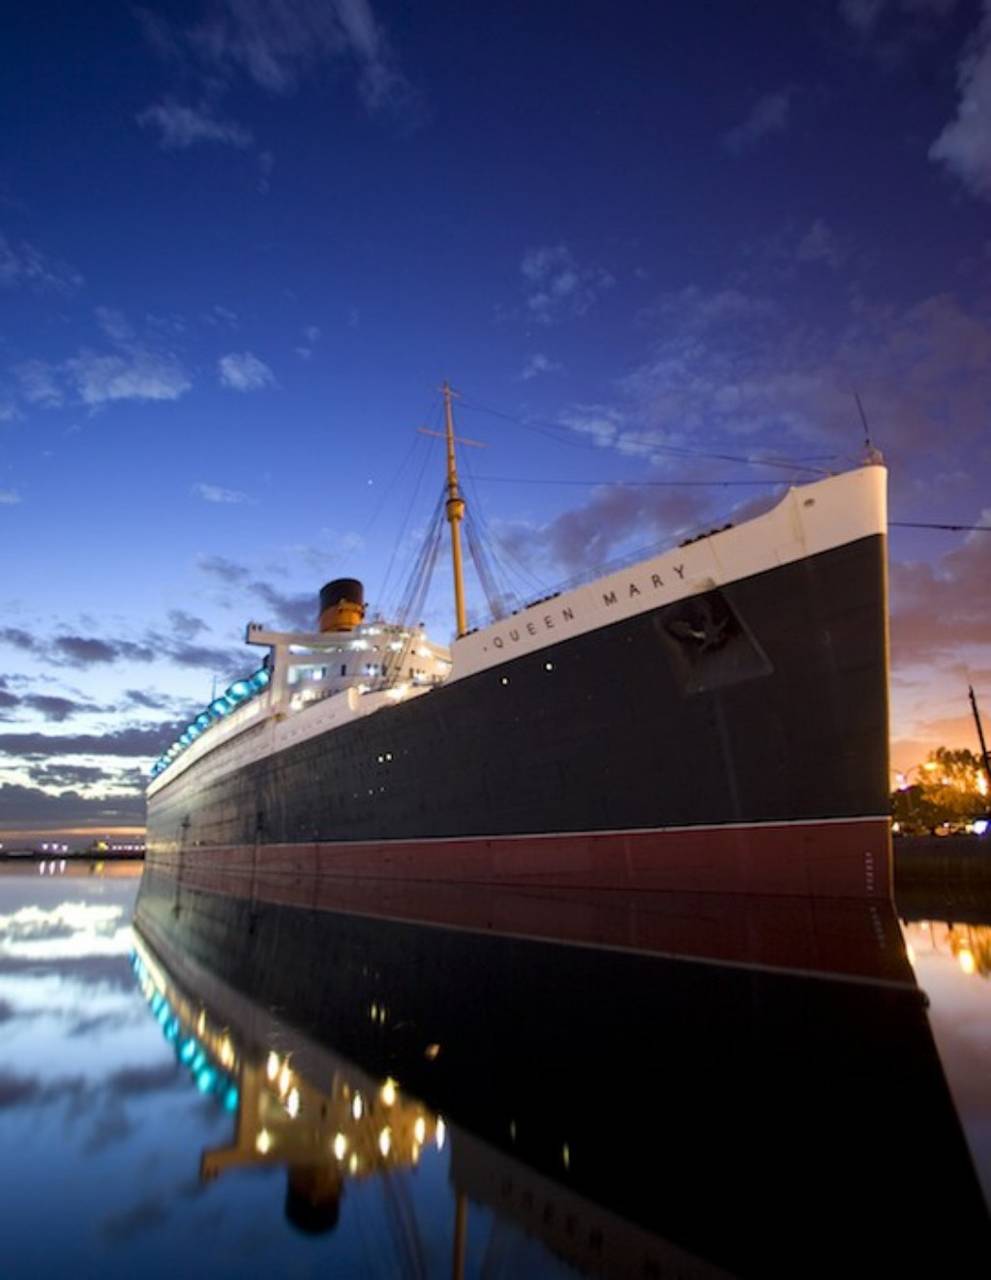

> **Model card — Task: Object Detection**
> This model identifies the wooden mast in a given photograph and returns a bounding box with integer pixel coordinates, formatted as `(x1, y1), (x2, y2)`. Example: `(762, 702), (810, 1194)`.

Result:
(442, 381), (468, 638)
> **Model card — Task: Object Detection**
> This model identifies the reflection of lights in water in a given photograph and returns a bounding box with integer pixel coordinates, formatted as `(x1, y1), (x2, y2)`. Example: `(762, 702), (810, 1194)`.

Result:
(285, 1087), (300, 1118)
(255, 1129), (273, 1154)
(378, 1127), (392, 1157)
(424, 1043), (440, 1060)
(435, 1118), (446, 1151)
(333, 1133), (347, 1160)
(380, 1077), (397, 1107)
(906, 943), (916, 966)
(414, 1116), (426, 1144)
(349, 1153), (359, 1174)
(562, 1143), (570, 1170)
(278, 1062), (292, 1097)
(266, 1051), (279, 1082)
(959, 949), (976, 976)
(351, 1092), (364, 1120)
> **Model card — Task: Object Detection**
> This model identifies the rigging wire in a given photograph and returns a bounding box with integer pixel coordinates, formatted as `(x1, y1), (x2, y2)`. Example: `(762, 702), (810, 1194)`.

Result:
(457, 395), (832, 475)
(464, 508), (509, 620)
(396, 486), (445, 627)
(377, 432), (438, 614)
(461, 445), (548, 602)
(890, 522), (991, 533)
(469, 475), (786, 488)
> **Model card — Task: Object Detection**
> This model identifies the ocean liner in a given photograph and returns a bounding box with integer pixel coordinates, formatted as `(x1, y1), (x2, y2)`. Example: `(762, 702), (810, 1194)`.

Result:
(147, 384), (891, 898)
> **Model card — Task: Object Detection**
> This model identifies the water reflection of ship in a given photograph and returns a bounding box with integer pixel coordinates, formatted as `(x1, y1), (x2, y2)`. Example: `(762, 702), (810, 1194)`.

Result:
(131, 930), (443, 1242)
(134, 865), (990, 1275)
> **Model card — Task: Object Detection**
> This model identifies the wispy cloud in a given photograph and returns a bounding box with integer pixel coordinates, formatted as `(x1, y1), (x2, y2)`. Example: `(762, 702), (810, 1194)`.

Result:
(217, 351), (275, 391)
(521, 353), (562, 380)
(795, 218), (845, 269)
(188, 0), (413, 112)
(0, 230), (83, 293)
(723, 90), (792, 154)
(520, 245), (614, 324)
(929, 0), (991, 200)
(136, 100), (253, 150)
(192, 482), (250, 504)
(0, 490), (21, 506)
(137, 0), (417, 143)
(839, 0), (958, 36)
(14, 360), (64, 407)
(65, 349), (190, 407)
(296, 323), (321, 360)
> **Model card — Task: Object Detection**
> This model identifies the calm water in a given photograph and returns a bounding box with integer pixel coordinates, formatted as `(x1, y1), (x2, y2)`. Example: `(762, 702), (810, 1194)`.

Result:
(1, 859), (988, 1277)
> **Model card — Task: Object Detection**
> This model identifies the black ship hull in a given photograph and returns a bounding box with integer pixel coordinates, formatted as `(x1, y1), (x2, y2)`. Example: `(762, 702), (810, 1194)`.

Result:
(148, 533), (890, 897)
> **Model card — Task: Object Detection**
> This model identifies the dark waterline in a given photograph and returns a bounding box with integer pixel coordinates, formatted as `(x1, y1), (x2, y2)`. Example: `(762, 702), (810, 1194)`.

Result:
(0, 859), (988, 1277)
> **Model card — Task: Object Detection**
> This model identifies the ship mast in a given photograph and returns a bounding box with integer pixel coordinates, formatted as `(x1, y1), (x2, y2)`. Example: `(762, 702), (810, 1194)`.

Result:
(442, 381), (468, 639)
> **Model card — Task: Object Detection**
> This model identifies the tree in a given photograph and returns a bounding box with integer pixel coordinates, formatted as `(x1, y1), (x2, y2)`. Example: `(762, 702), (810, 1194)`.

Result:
(891, 747), (989, 834)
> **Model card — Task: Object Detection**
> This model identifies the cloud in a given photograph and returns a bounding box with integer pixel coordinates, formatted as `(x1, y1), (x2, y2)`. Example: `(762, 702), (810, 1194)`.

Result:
(25, 763), (113, 788)
(0, 231), (83, 293)
(296, 322), (321, 359)
(0, 721), (185, 760)
(0, 490), (20, 506)
(499, 485), (739, 577)
(839, 0), (887, 30)
(521, 353), (562, 380)
(52, 636), (156, 668)
(14, 360), (64, 407)
(929, 1), (991, 199)
(166, 609), (210, 639)
(65, 349), (190, 406)
(197, 554), (251, 584)
(839, 0), (959, 35)
(889, 514), (991, 666)
(187, 0), (413, 112)
(520, 245), (614, 324)
(136, 100), (253, 150)
(0, 627), (38, 652)
(217, 351), (275, 391)
(623, 286), (991, 463)
(257, 148), (274, 193)
(795, 218), (845, 269)
(192, 482), (250, 504)
(20, 695), (101, 723)
(723, 91), (792, 154)
(0, 782), (147, 824)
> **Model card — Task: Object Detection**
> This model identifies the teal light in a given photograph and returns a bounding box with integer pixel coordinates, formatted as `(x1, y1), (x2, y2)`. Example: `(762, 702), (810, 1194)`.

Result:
(223, 1085), (239, 1112)
(249, 668), (270, 693)
(179, 1038), (198, 1064)
(226, 679), (251, 702)
(196, 1067), (217, 1093)
(210, 696), (232, 717)
(194, 712), (211, 732)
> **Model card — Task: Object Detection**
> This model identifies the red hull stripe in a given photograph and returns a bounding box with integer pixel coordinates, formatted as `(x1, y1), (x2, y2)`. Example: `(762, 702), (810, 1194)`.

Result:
(152, 816), (892, 899)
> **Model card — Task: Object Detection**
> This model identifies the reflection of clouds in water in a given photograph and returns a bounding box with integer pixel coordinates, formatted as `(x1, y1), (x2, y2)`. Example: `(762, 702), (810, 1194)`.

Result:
(0, 901), (131, 960)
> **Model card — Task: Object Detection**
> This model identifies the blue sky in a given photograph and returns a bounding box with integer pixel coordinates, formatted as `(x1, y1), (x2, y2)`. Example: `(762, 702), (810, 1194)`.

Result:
(1, 0), (990, 835)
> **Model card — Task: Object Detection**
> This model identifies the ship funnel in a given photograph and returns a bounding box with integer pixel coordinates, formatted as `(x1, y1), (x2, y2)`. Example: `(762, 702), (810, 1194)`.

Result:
(318, 578), (365, 633)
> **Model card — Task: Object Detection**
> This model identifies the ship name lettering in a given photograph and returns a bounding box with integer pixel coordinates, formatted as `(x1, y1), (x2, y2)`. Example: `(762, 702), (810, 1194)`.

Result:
(543, 615), (554, 630)
(673, 563), (686, 579)
(526, 621), (537, 636)
(493, 637), (504, 649)
(628, 582), (640, 597)
(651, 574), (664, 588)
(562, 607), (574, 622)
(509, 628), (520, 642)
(602, 590), (618, 606)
